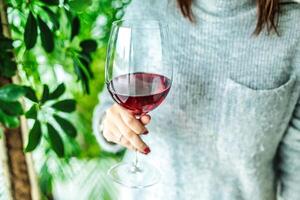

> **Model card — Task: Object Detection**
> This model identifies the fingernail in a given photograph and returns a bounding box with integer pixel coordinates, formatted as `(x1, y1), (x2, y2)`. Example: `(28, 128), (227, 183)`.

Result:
(143, 147), (151, 154)
(143, 130), (149, 135)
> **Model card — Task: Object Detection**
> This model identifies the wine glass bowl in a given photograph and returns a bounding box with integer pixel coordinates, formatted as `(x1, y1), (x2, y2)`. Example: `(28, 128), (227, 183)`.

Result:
(105, 19), (172, 188)
(107, 72), (171, 115)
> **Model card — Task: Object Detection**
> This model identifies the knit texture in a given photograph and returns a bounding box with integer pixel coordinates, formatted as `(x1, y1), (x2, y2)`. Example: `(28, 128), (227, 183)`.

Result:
(92, 0), (300, 199)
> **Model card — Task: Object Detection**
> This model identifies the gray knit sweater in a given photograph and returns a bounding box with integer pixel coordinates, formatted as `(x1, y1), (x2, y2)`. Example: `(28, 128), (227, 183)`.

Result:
(93, 0), (300, 199)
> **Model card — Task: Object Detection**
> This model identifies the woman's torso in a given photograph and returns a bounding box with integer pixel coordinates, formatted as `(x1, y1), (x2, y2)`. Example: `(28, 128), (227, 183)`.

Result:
(119, 1), (300, 199)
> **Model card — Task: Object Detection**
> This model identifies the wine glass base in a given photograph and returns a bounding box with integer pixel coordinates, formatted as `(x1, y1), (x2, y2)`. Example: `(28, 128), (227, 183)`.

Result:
(108, 162), (160, 189)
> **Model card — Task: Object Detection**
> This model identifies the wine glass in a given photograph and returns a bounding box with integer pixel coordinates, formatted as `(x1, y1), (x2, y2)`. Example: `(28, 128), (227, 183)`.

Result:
(105, 19), (172, 188)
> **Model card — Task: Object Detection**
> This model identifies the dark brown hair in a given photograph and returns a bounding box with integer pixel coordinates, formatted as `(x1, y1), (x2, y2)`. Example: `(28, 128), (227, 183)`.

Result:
(177, 0), (280, 35)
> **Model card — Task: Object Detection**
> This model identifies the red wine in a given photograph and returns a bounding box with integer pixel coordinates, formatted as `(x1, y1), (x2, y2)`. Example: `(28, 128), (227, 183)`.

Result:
(108, 72), (171, 115)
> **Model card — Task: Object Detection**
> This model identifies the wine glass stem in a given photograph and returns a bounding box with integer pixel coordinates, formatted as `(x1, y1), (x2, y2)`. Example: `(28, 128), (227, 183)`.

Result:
(134, 150), (138, 167)
(131, 150), (142, 173)
(131, 115), (142, 173)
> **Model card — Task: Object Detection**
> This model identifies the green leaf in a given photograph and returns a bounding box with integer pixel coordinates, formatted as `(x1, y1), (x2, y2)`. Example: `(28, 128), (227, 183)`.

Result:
(47, 123), (64, 157)
(73, 57), (90, 94)
(51, 99), (76, 112)
(71, 16), (80, 40)
(53, 114), (77, 138)
(0, 109), (20, 128)
(25, 105), (38, 119)
(22, 51), (40, 84)
(78, 51), (91, 63)
(49, 83), (65, 100)
(24, 86), (39, 103)
(39, 164), (53, 196)
(41, 85), (49, 104)
(42, 6), (60, 30)
(24, 12), (37, 50)
(0, 84), (26, 101)
(40, 0), (59, 5)
(0, 58), (17, 78)
(73, 57), (83, 81)
(0, 38), (13, 50)
(73, 56), (91, 80)
(64, 9), (73, 23)
(37, 16), (54, 53)
(0, 100), (23, 116)
(0, 50), (13, 59)
(25, 120), (42, 152)
(69, 0), (92, 12)
(80, 39), (97, 53)
(78, 52), (93, 78)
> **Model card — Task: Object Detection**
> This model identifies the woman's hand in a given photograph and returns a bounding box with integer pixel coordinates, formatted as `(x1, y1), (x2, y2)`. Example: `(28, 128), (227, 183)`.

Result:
(102, 103), (151, 154)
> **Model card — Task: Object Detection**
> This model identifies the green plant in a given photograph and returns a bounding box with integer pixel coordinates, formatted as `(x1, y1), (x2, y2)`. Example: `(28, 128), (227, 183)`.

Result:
(0, 0), (130, 199)
(24, 84), (77, 157)
(0, 84), (26, 132)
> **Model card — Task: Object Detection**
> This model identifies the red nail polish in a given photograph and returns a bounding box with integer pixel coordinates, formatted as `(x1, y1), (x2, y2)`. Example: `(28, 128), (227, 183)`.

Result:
(143, 130), (149, 135)
(143, 147), (151, 154)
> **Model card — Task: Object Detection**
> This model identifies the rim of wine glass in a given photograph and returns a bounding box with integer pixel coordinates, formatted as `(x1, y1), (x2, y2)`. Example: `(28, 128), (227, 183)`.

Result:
(105, 19), (172, 84)
(112, 19), (168, 29)
(105, 18), (173, 83)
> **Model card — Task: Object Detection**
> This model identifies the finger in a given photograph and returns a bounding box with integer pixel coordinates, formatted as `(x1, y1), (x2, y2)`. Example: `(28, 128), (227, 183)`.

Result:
(114, 113), (150, 154)
(119, 137), (135, 151)
(140, 114), (151, 125)
(102, 118), (119, 143)
(103, 119), (135, 151)
(119, 109), (148, 135)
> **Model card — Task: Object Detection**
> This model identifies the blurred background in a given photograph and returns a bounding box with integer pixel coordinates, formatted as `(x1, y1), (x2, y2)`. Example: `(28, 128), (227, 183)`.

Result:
(0, 0), (130, 199)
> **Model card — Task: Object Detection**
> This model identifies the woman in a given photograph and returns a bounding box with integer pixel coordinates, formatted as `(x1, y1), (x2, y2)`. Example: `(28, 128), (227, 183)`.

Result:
(93, 0), (300, 199)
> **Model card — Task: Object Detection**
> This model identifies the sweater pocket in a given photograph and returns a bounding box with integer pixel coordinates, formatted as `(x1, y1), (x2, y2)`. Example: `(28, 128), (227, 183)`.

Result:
(217, 74), (296, 164)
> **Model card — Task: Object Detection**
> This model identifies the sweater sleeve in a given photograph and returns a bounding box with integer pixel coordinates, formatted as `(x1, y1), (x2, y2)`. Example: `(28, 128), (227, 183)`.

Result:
(277, 41), (300, 200)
